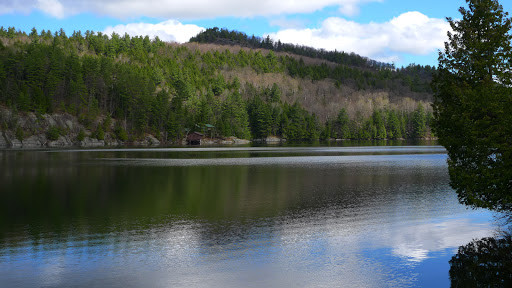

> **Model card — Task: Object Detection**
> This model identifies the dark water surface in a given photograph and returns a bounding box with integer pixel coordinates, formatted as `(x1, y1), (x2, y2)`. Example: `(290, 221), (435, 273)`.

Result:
(0, 145), (500, 287)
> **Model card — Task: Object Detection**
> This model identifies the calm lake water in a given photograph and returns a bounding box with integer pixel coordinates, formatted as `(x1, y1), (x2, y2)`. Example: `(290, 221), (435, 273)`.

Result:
(0, 144), (501, 287)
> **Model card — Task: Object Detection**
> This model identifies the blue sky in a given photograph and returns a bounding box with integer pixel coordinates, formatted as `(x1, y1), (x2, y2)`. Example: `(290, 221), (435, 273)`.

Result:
(1, 0), (510, 67)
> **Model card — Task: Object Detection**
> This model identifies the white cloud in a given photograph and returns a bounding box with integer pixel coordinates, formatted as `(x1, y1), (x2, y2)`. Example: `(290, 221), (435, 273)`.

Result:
(0, 0), (33, 15)
(103, 20), (204, 43)
(0, 0), (381, 19)
(387, 218), (493, 262)
(267, 12), (450, 63)
(37, 0), (65, 19)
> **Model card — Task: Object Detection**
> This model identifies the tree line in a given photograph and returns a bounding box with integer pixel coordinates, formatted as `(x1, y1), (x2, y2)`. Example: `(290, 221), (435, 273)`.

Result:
(0, 26), (433, 142)
(190, 27), (436, 93)
(190, 27), (394, 69)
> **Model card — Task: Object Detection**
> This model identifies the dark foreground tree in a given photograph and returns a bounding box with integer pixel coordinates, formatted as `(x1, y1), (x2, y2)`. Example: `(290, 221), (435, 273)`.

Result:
(449, 234), (512, 287)
(432, 0), (512, 212)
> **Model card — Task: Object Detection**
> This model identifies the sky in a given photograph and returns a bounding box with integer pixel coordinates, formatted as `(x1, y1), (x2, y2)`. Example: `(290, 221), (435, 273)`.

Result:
(0, 0), (511, 67)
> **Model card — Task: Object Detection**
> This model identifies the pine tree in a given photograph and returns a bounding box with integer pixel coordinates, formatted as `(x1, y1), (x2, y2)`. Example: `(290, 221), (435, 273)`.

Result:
(373, 110), (387, 139)
(413, 104), (426, 138)
(29, 27), (39, 43)
(335, 108), (350, 139)
(432, 0), (512, 212)
(387, 110), (402, 139)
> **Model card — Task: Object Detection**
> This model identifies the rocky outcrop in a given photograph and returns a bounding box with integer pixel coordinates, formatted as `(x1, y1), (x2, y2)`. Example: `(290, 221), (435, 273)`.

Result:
(0, 107), (126, 148)
(219, 137), (251, 145)
(147, 135), (161, 146)
(0, 132), (8, 148)
(2, 132), (22, 148)
(79, 137), (105, 147)
(22, 135), (45, 148)
(265, 136), (283, 143)
(105, 139), (121, 146)
(185, 136), (252, 145)
(48, 135), (75, 147)
(0, 107), (252, 149)
(132, 135), (161, 146)
(233, 138), (251, 144)
(252, 136), (285, 143)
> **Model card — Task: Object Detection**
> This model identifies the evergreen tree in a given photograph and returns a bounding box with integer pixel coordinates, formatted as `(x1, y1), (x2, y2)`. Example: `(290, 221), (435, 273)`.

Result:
(151, 89), (170, 132)
(321, 120), (332, 139)
(373, 110), (387, 139)
(29, 27), (39, 43)
(197, 91), (215, 126)
(413, 104), (426, 138)
(432, 0), (512, 212)
(211, 73), (226, 96)
(17, 85), (31, 111)
(268, 83), (281, 103)
(387, 110), (402, 139)
(334, 108), (350, 139)
(222, 92), (250, 139)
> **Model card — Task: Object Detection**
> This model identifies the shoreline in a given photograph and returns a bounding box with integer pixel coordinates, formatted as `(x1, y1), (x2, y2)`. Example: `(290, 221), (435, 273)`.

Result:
(0, 108), (436, 150)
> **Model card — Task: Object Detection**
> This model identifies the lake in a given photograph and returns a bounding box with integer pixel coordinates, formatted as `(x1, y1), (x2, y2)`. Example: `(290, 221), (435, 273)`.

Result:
(0, 144), (501, 287)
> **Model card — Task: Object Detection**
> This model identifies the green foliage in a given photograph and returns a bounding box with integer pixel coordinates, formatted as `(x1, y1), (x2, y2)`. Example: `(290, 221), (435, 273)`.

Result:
(190, 27), (395, 70)
(102, 116), (112, 132)
(386, 110), (402, 139)
(320, 106), (435, 141)
(190, 27), (435, 92)
(268, 83), (281, 103)
(211, 74), (226, 96)
(17, 87), (31, 112)
(47, 126), (60, 141)
(248, 95), (272, 138)
(15, 125), (24, 141)
(76, 129), (85, 141)
(221, 92), (250, 139)
(334, 108), (350, 139)
(372, 110), (387, 139)
(413, 104), (426, 138)
(280, 102), (318, 140)
(0, 25), (435, 143)
(433, 0), (512, 212)
(115, 125), (128, 141)
(95, 126), (104, 140)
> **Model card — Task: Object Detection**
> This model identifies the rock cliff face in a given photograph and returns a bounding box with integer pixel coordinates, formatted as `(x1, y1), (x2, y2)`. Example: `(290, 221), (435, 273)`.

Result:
(0, 132), (9, 148)
(0, 108), (162, 149)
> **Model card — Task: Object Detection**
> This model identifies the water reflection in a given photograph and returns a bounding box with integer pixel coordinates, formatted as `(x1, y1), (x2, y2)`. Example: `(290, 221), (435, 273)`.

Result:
(387, 217), (494, 262)
(0, 146), (501, 287)
(450, 232), (512, 287)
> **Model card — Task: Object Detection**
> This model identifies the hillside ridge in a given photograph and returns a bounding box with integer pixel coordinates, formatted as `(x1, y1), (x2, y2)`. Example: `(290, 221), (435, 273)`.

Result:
(0, 26), (435, 147)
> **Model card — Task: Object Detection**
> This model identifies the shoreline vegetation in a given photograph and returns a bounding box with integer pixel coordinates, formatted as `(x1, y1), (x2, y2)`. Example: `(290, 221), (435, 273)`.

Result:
(0, 26), (436, 148)
(0, 106), (436, 149)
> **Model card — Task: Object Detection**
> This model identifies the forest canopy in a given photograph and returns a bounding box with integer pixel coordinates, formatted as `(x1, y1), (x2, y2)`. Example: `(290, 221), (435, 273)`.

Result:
(0, 26), (435, 142)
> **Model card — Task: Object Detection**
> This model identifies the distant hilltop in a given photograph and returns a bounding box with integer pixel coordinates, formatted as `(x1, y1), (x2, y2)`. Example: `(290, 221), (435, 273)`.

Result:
(190, 27), (401, 71)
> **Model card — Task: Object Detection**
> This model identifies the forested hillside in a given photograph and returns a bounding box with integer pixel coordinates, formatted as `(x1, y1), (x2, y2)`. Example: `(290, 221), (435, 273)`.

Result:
(191, 27), (392, 69)
(0, 26), (436, 145)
